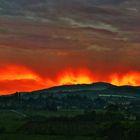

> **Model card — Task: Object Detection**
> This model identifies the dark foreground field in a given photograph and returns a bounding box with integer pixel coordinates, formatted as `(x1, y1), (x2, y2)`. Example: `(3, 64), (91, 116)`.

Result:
(0, 108), (140, 140)
(0, 134), (92, 140)
(0, 110), (91, 140)
(0, 83), (140, 140)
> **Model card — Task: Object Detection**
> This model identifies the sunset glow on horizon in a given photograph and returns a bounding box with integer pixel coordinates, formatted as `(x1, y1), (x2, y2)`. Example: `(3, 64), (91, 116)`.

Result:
(0, 65), (140, 95)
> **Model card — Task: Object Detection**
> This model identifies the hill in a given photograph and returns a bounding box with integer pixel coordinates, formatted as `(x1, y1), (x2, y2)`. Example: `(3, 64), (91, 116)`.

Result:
(32, 82), (140, 95)
(0, 82), (140, 111)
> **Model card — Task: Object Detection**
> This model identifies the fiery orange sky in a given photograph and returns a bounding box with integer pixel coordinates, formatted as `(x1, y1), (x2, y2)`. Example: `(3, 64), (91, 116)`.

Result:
(0, 0), (140, 94)
(0, 64), (140, 94)
(0, 19), (140, 95)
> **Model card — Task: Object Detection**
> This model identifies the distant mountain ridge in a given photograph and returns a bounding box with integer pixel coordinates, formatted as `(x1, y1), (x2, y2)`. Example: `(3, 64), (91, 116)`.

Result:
(0, 82), (140, 111)
(33, 82), (140, 94)
(36, 82), (114, 92)
(0, 82), (140, 97)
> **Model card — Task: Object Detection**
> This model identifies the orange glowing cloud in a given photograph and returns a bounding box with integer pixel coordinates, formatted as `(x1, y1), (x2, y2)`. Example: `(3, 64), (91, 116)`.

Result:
(110, 72), (140, 86)
(0, 65), (140, 95)
(0, 65), (40, 81)
(56, 68), (95, 85)
(0, 65), (46, 94)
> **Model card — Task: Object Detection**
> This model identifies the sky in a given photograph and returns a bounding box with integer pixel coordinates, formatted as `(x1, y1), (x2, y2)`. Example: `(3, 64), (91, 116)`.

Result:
(0, 0), (140, 94)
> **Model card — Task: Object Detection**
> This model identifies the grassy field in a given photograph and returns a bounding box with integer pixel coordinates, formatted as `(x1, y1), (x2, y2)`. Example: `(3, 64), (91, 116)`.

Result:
(24, 109), (84, 117)
(0, 110), (89, 140)
(0, 134), (94, 140)
(0, 110), (26, 132)
(0, 109), (83, 130)
(0, 109), (139, 140)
